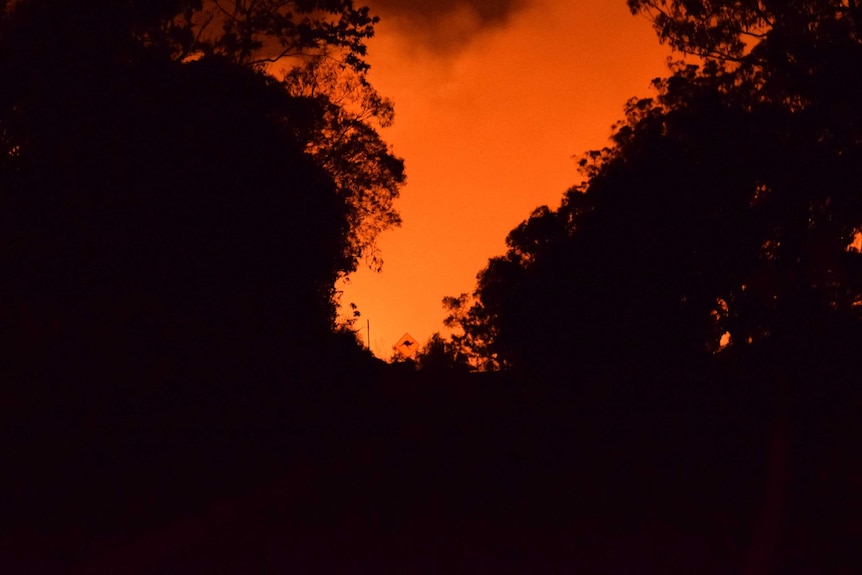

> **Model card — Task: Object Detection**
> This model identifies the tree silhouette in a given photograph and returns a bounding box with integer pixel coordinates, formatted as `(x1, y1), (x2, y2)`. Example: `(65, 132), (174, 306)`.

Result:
(0, 0), (411, 548)
(285, 56), (405, 271)
(625, 1), (862, 348)
(0, 0), (401, 408)
(447, 1), (862, 380)
(135, 0), (378, 70)
(415, 332), (471, 373)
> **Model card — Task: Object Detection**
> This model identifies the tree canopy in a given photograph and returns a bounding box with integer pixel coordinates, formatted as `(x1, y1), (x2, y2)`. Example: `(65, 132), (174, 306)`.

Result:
(446, 0), (862, 379)
(284, 56), (405, 271)
(0, 0), (401, 395)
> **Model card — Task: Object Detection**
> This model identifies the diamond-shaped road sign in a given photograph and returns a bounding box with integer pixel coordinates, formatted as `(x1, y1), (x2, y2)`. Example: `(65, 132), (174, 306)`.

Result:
(394, 333), (418, 358)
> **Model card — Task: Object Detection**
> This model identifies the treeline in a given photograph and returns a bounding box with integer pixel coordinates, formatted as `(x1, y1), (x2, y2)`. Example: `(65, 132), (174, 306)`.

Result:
(0, 0), (402, 553)
(441, 0), (862, 389)
(0, 0), (403, 395)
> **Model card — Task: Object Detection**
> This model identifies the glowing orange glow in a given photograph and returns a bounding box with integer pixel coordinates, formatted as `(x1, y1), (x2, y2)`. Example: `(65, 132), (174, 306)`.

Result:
(340, 0), (674, 357)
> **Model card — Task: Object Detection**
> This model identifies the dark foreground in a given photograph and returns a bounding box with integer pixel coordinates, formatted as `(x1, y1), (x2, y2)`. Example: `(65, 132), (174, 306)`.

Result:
(2, 360), (860, 574)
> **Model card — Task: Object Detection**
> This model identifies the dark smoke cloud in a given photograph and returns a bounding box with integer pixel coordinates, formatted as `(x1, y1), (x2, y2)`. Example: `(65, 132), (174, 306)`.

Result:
(372, 0), (525, 24)
(369, 0), (532, 52)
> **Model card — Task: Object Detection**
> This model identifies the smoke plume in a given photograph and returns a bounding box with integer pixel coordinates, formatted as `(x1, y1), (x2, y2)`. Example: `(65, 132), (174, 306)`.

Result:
(369, 0), (532, 52)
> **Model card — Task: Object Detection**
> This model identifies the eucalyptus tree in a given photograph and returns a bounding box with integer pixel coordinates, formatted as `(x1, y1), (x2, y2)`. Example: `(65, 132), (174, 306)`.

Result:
(446, 0), (862, 375)
(0, 0), (401, 395)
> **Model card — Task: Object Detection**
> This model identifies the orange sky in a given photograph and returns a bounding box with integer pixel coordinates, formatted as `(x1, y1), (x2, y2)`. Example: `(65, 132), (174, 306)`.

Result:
(339, 0), (675, 358)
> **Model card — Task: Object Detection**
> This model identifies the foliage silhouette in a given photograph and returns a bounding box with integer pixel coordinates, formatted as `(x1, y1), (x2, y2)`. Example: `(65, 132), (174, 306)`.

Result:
(415, 332), (471, 373)
(0, 0), (404, 386)
(447, 1), (862, 382)
(0, 0), (400, 544)
(439, 11), (862, 566)
(137, 0), (378, 71)
(285, 55), (405, 271)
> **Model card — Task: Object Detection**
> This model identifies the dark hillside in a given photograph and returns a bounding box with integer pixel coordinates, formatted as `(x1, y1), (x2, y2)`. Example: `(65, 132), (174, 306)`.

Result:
(3, 358), (857, 574)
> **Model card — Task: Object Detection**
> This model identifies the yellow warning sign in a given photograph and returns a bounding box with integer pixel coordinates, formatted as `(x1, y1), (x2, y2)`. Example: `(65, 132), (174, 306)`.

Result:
(394, 333), (419, 358)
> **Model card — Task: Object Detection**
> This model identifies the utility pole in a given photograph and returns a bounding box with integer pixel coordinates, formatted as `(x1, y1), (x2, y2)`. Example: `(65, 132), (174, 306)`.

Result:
(367, 319), (371, 351)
